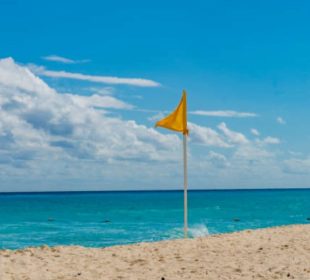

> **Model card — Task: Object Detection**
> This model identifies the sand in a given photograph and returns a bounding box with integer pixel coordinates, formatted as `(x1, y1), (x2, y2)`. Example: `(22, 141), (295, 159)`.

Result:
(0, 225), (310, 280)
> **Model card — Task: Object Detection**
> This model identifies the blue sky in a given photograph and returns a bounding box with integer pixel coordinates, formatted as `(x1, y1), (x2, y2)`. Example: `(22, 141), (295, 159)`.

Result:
(1, 0), (310, 191)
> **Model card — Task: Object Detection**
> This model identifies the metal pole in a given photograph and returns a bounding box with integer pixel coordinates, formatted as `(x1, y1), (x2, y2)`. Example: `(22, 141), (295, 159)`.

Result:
(183, 133), (188, 238)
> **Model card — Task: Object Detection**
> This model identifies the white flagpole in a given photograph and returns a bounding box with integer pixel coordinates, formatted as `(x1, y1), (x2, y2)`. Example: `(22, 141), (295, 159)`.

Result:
(183, 133), (188, 238)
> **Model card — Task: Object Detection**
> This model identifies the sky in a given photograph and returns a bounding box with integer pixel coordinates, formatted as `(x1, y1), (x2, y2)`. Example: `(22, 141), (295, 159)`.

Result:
(1, 0), (310, 191)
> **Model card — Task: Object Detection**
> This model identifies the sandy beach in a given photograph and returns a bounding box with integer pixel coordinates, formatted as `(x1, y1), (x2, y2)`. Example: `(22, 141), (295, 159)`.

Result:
(0, 224), (309, 280)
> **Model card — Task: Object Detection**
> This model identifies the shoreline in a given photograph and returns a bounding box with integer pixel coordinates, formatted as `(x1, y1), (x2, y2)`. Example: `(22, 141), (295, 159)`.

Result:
(1, 224), (310, 279)
(1, 223), (310, 251)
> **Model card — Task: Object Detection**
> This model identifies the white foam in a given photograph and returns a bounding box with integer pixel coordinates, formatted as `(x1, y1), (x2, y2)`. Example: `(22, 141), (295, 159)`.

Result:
(189, 224), (209, 237)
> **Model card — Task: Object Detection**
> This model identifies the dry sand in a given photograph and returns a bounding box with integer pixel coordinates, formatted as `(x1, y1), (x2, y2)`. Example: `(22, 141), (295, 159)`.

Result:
(1, 224), (310, 280)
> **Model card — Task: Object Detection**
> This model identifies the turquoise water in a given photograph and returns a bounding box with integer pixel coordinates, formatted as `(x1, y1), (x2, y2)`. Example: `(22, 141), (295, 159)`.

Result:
(0, 189), (310, 249)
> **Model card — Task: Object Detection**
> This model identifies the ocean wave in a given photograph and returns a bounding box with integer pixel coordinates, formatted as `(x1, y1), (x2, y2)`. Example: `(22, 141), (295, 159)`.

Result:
(189, 224), (209, 237)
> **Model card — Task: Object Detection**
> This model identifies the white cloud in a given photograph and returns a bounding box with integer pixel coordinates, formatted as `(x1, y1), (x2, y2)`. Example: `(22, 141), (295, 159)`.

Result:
(277, 116), (286, 125)
(0, 57), (179, 176)
(88, 87), (115, 95)
(1, 57), (307, 191)
(207, 151), (230, 168)
(234, 145), (272, 160)
(251, 128), (260, 136)
(190, 110), (257, 118)
(42, 55), (90, 64)
(282, 158), (310, 175)
(68, 94), (133, 110)
(188, 122), (231, 148)
(263, 136), (280, 145)
(29, 64), (160, 87)
(0, 58), (54, 95)
(218, 122), (249, 144)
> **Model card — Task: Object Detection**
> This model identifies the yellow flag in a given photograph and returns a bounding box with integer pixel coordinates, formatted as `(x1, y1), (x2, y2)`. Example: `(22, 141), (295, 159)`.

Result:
(155, 90), (188, 135)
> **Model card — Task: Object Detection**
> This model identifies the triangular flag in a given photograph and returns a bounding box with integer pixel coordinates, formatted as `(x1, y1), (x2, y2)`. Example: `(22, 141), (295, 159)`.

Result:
(155, 90), (188, 135)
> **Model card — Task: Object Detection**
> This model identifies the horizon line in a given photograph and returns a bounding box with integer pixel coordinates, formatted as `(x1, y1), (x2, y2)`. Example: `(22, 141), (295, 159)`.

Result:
(1, 187), (310, 195)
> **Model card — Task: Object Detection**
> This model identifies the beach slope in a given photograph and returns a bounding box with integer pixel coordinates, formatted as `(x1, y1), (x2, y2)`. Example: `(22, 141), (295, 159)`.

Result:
(1, 224), (310, 279)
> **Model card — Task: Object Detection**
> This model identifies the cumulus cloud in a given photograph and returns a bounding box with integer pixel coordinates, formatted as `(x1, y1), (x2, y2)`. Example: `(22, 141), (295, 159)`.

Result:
(42, 55), (90, 64)
(190, 110), (257, 118)
(0, 57), (302, 190)
(0, 57), (179, 172)
(29, 64), (160, 87)
(207, 151), (230, 168)
(218, 122), (249, 144)
(188, 122), (280, 171)
(234, 145), (272, 161)
(188, 122), (231, 148)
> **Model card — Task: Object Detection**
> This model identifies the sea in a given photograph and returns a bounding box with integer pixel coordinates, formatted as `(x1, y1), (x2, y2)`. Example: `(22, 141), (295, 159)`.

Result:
(0, 189), (310, 250)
